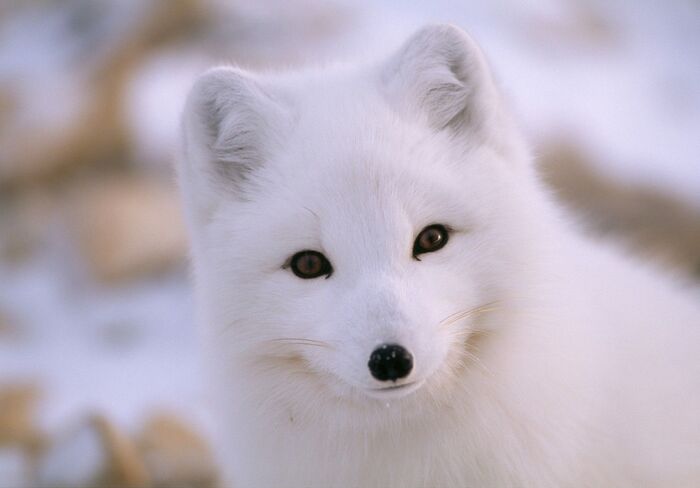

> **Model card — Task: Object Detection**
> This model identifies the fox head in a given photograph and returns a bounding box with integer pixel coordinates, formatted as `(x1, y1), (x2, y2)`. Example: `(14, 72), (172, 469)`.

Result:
(179, 24), (551, 421)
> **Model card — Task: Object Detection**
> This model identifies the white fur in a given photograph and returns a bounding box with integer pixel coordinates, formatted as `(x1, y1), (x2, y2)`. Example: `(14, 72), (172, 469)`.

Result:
(178, 24), (700, 487)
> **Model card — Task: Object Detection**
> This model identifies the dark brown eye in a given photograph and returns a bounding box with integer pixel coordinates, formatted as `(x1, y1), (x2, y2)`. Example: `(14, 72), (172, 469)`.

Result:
(289, 250), (333, 279)
(413, 224), (449, 258)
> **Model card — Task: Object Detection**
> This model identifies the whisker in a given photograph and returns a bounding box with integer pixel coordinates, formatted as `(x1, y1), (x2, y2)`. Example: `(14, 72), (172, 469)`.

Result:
(216, 316), (253, 337)
(446, 328), (475, 339)
(455, 345), (491, 376)
(266, 338), (334, 349)
(438, 301), (500, 329)
(444, 302), (500, 323)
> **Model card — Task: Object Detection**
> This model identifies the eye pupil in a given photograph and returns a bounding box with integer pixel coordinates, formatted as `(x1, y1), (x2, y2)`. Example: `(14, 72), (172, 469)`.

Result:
(413, 224), (449, 257)
(289, 251), (332, 279)
(299, 254), (320, 274)
(422, 229), (441, 247)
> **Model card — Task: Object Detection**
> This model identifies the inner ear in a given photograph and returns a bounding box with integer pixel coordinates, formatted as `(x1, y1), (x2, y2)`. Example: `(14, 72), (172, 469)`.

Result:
(381, 24), (497, 133)
(207, 78), (272, 185)
(183, 67), (288, 195)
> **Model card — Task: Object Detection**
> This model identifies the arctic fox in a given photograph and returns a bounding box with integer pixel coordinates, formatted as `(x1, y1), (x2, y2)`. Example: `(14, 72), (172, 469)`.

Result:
(178, 24), (700, 487)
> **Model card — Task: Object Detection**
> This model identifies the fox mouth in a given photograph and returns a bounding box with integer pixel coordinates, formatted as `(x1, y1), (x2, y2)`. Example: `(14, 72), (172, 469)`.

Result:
(363, 379), (425, 399)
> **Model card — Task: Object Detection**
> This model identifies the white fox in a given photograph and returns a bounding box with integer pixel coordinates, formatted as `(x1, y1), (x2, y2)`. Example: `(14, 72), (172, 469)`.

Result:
(178, 24), (700, 488)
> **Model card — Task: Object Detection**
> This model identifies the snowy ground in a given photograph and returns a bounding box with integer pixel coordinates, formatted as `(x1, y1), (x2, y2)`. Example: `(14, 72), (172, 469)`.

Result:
(0, 258), (200, 432)
(1, 0), (698, 444)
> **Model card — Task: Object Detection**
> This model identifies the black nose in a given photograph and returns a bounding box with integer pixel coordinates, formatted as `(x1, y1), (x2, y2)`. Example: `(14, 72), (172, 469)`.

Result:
(368, 344), (413, 381)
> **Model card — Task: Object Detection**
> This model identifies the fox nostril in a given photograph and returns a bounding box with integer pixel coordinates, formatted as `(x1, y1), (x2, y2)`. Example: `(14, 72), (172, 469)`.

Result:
(368, 344), (413, 381)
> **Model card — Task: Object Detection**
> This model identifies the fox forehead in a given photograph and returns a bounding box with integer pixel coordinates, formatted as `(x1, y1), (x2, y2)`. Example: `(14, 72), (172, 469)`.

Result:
(251, 127), (471, 220)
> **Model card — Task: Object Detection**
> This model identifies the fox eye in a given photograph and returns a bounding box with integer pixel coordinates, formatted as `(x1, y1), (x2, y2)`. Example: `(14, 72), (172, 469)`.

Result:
(413, 224), (449, 258)
(289, 251), (333, 279)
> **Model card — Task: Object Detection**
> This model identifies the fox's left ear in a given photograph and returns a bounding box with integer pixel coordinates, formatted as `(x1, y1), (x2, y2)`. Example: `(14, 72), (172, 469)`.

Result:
(381, 24), (501, 136)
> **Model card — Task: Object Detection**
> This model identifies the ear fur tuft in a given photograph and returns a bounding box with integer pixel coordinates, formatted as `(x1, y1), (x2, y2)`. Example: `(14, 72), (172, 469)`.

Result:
(382, 24), (498, 133)
(179, 67), (288, 217)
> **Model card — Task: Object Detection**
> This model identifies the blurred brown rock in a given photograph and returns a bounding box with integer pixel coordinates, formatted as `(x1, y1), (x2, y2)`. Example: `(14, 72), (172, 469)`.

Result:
(0, 384), (42, 449)
(540, 140), (700, 279)
(70, 177), (187, 283)
(138, 413), (218, 488)
(95, 415), (152, 488)
(0, 383), (44, 484)
(36, 414), (149, 488)
(0, 83), (122, 189)
(0, 188), (54, 263)
(0, 0), (205, 189)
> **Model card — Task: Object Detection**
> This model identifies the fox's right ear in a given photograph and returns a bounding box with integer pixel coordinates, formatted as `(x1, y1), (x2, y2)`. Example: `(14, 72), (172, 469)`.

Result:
(179, 67), (288, 220)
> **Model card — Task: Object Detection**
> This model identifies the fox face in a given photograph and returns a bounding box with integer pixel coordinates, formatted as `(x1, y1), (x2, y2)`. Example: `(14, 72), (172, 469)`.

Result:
(180, 25), (542, 417)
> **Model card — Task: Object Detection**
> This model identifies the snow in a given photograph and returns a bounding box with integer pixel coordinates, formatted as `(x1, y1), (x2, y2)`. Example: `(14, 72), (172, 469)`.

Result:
(0, 254), (203, 433)
(0, 449), (27, 488)
(36, 420), (105, 487)
(123, 48), (213, 172)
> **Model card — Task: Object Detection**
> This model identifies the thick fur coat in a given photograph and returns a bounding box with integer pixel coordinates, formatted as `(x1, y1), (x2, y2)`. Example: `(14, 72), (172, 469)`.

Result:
(178, 24), (700, 487)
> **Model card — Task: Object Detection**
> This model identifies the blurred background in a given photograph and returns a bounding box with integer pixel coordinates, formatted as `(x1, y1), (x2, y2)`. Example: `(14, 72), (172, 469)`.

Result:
(0, 0), (699, 486)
